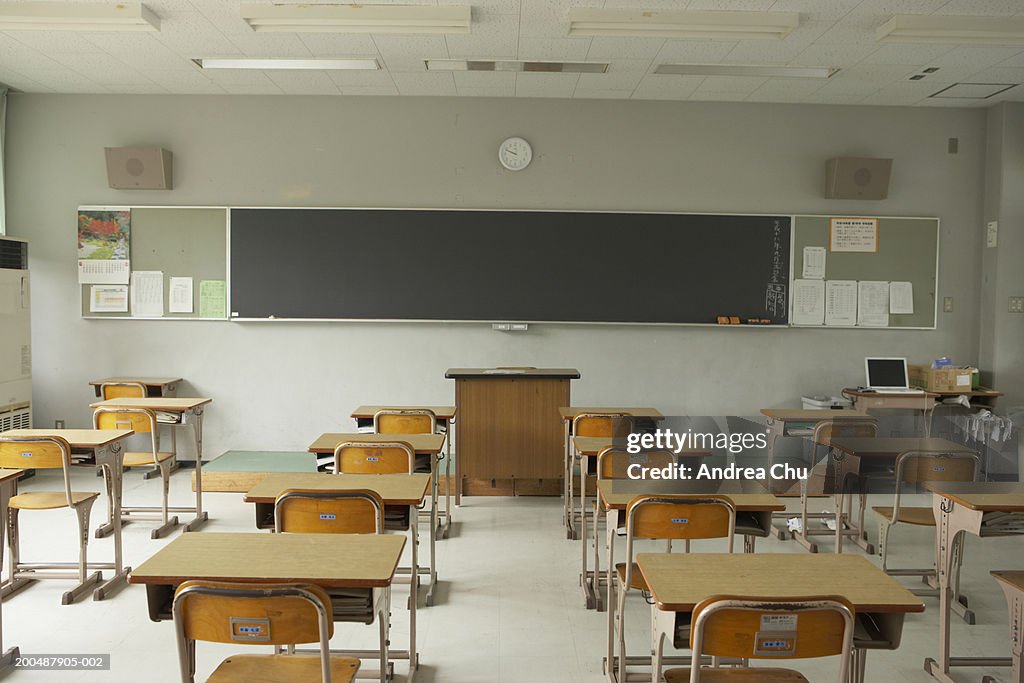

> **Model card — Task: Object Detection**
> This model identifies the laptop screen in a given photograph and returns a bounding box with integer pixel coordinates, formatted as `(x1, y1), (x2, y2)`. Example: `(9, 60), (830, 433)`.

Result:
(866, 357), (909, 389)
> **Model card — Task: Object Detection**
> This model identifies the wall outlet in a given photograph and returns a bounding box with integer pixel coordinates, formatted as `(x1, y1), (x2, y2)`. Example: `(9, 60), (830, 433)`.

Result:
(987, 221), (998, 248)
(943, 297), (954, 313)
(1010, 297), (1024, 313)
(55, 419), (65, 429)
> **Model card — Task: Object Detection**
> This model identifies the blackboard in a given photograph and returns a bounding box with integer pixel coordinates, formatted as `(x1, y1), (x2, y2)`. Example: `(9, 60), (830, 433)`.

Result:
(229, 209), (791, 324)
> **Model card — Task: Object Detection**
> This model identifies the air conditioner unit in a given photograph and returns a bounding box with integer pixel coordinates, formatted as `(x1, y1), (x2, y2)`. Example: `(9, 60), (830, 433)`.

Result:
(0, 237), (31, 431)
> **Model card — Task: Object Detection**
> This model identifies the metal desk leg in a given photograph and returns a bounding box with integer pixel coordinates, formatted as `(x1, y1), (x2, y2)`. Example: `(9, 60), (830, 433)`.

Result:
(605, 508), (618, 682)
(408, 503), (419, 682)
(183, 408), (209, 532)
(424, 455), (438, 607)
(440, 422), (452, 538)
(93, 442), (130, 601)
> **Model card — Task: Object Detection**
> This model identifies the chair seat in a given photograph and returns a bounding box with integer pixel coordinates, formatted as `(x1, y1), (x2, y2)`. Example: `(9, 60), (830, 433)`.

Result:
(122, 451), (175, 467)
(208, 654), (359, 683)
(10, 491), (98, 510)
(615, 562), (648, 590)
(664, 667), (809, 682)
(872, 506), (935, 526)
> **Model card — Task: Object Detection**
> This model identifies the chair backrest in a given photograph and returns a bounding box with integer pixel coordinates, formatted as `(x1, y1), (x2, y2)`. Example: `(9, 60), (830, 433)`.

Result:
(596, 447), (676, 480)
(274, 489), (384, 534)
(93, 406), (158, 436)
(373, 409), (436, 436)
(812, 419), (878, 446)
(100, 382), (147, 400)
(0, 436), (76, 508)
(173, 581), (336, 683)
(890, 450), (980, 520)
(689, 595), (855, 682)
(573, 412), (634, 438)
(334, 441), (415, 475)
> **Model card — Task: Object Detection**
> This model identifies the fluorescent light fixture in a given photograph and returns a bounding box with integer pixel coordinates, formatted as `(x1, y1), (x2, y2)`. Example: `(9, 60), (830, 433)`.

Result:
(426, 60), (608, 73)
(655, 64), (838, 78)
(240, 4), (471, 34)
(0, 1), (159, 31)
(878, 15), (1024, 46)
(194, 58), (380, 71)
(567, 9), (799, 40)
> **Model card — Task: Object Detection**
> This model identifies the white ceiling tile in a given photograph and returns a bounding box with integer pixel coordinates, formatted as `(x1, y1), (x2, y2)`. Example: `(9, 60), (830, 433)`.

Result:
(695, 74), (768, 93)
(572, 88), (633, 99)
(453, 71), (517, 88)
(445, 11), (519, 58)
(631, 74), (705, 99)
(965, 66), (1024, 83)
(0, 69), (49, 93)
(930, 47), (1024, 70)
(374, 35), (448, 71)
(801, 92), (869, 104)
(469, 0), (522, 15)
(297, 34), (380, 58)
(219, 82), (285, 94)
(576, 58), (651, 89)
(204, 69), (279, 85)
(392, 71), (457, 95)
(933, 0), (1024, 15)
(519, 0), (602, 38)
(265, 70), (342, 95)
(997, 51), (1024, 67)
(766, 0), (861, 20)
(859, 44), (953, 66)
(517, 37), (592, 61)
(585, 37), (666, 60)
(813, 78), (883, 95)
(5, 31), (106, 55)
(687, 90), (751, 101)
(655, 40), (739, 64)
(325, 70), (395, 87)
(515, 71), (579, 96)
(456, 83), (517, 97)
(687, 0), (775, 8)
(224, 33), (315, 59)
(848, 0), (949, 15)
(337, 85), (401, 95)
(748, 76), (826, 97)
(790, 42), (881, 67)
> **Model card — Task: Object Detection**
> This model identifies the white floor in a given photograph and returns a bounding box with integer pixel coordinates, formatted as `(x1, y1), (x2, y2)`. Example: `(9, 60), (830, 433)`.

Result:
(0, 467), (1020, 682)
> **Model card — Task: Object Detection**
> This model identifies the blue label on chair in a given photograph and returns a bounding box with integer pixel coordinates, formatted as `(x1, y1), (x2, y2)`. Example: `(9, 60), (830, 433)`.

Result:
(319, 513), (336, 520)
(20, 452), (32, 458)
(932, 466), (945, 472)
(671, 518), (689, 524)
(367, 457), (379, 461)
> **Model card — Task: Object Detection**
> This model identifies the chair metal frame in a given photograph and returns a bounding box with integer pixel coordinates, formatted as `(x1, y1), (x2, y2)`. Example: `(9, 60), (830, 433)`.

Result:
(567, 412), (634, 541)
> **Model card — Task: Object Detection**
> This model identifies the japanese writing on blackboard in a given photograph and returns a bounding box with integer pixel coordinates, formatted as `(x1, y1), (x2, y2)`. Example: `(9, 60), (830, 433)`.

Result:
(765, 220), (787, 319)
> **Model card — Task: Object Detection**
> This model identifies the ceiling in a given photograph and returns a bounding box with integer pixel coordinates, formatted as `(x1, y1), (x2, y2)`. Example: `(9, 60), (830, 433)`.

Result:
(2, 0), (1024, 107)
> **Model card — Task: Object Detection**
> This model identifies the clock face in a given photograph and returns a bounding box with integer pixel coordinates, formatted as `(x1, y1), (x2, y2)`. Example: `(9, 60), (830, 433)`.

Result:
(498, 136), (532, 171)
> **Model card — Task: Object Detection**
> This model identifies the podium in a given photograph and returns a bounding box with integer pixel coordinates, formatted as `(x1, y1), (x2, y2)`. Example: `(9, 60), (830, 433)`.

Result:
(446, 368), (580, 498)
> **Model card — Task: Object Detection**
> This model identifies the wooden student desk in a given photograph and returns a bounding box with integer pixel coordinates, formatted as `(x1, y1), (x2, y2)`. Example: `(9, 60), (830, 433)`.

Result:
(987, 571), (1024, 683)
(634, 553), (925, 683)
(0, 470), (22, 672)
(309, 433), (444, 606)
(922, 482), (1024, 683)
(350, 405), (456, 539)
(90, 397), (213, 533)
(89, 376), (182, 397)
(195, 450), (318, 493)
(129, 531), (411, 682)
(841, 388), (1003, 436)
(559, 407), (664, 541)
(1, 428), (133, 602)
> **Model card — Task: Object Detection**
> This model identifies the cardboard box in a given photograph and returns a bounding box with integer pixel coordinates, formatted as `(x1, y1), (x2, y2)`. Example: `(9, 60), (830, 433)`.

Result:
(909, 364), (974, 393)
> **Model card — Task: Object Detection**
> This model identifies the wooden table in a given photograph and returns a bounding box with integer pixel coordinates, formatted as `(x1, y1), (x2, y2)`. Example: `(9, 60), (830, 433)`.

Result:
(922, 482), (1024, 683)
(309, 433), (444, 606)
(560, 408), (665, 541)
(987, 571), (1024, 683)
(350, 405), (456, 538)
(446, 368), (579, 497)
(89, 376), (182, 398)
(634, 553), (925, 683)
(129, 531), (411, 681)
(2, 429), (134, 602)
(841, 388), (1003, 436)
(90, 397), (213, 532)
(196, 450), (318, 493)
(0, 470), (21, 672)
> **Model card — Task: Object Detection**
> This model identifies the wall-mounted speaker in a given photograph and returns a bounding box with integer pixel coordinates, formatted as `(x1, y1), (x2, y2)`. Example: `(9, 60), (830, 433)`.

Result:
(824, 157), (892, 200)
(104, 146), (173, 190)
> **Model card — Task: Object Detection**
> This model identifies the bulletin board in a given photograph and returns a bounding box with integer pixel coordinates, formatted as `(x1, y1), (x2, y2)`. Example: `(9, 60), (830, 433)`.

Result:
(79, 207), (228, 319)
(790, 215), (939, 329)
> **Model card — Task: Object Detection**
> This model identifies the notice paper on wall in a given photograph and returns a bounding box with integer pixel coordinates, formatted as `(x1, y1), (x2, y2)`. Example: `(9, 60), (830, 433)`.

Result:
(89, 285), (128, 313)
(889, 281), (914, 314)
(199, 280), (227, 319)
(792, 279), (825, 325)
(168, 277), (194, 314)
(857, 281), (890, 327)
(802, 246), (826, 279)
(830, 218), (878, 253)
(825, 280), (858, 326)
(130, 271), (164, 317)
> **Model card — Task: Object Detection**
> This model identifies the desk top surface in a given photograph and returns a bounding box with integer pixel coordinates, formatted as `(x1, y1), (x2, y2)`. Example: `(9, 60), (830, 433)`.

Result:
(637, 553), (925, 614)
(923, 482), (1024, 512)
(245, 473), (430, 505)
(992, 571), (1024, 593)
(760, 409), (871, 421)
(843, 387), (1003, 399)
(308, 432), (445, 454)
(446, 367), (580, 379)
(559, 407), (665, 420)
(89, 397), (212, 410)
(351, 405), (456, 420)
(3, 428), (134, 448)
(130, 532), (406, 588)
(89, 377), (182, 387)
(597, 479), (784, 512)
(573, 436), (711, 457)
(0, 470), (23, 485)
(826, 436), (973, 456)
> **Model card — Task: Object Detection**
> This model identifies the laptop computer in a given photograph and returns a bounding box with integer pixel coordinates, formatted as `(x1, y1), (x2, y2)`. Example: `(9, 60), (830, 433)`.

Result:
(864, 357), (925, 393)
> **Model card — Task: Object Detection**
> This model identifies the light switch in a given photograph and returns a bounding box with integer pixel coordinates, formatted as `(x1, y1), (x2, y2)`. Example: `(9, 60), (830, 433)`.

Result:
(1010, 297), (1024, 313)
(987, 221), (998, 248)
(943, 297), (954, 313)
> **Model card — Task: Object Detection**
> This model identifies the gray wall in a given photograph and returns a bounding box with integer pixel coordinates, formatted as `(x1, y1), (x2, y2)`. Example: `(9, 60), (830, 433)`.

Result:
(5, 94), (989, 457)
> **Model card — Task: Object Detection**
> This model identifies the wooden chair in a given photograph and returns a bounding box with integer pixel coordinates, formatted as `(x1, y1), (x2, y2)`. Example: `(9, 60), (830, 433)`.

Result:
(655, 595), (855, 683)
(333, 441), (415, 530)
(873, 450), (980, 598)
(372, 409), (443, 524)
(0, 435), (101, 604)
(93, 406), (179, 538)
(611, 495), (736, 683)
(99, 381), (177, 481)
(275, 489), (384, 535)
(568, 413), (634, 539)
(172, 580), (360, 683)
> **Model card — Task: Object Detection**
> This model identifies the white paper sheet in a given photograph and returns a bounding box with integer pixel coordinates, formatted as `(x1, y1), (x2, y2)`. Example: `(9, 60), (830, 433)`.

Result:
(79, 259), (130, 285)
(792, 279), (825, 326)
(802, 246), (826, 279)
(168, 277), (194, 314)
(890, 281), (914, 315)
(89, 285), (128, 313)
(830, 218), (878, 253)
(130, 271), (164, 317)
(825, 280), (858, 326)
(857, 280), (890, 327)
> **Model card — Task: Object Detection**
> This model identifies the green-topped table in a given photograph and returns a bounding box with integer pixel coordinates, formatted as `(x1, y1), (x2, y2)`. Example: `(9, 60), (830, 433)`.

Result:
(193, 450), (318, 493)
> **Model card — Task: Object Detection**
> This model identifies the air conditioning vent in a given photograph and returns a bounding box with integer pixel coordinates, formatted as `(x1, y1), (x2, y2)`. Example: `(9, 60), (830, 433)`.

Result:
(0, 403), (32, 432)
(0, 239), (28, 270)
